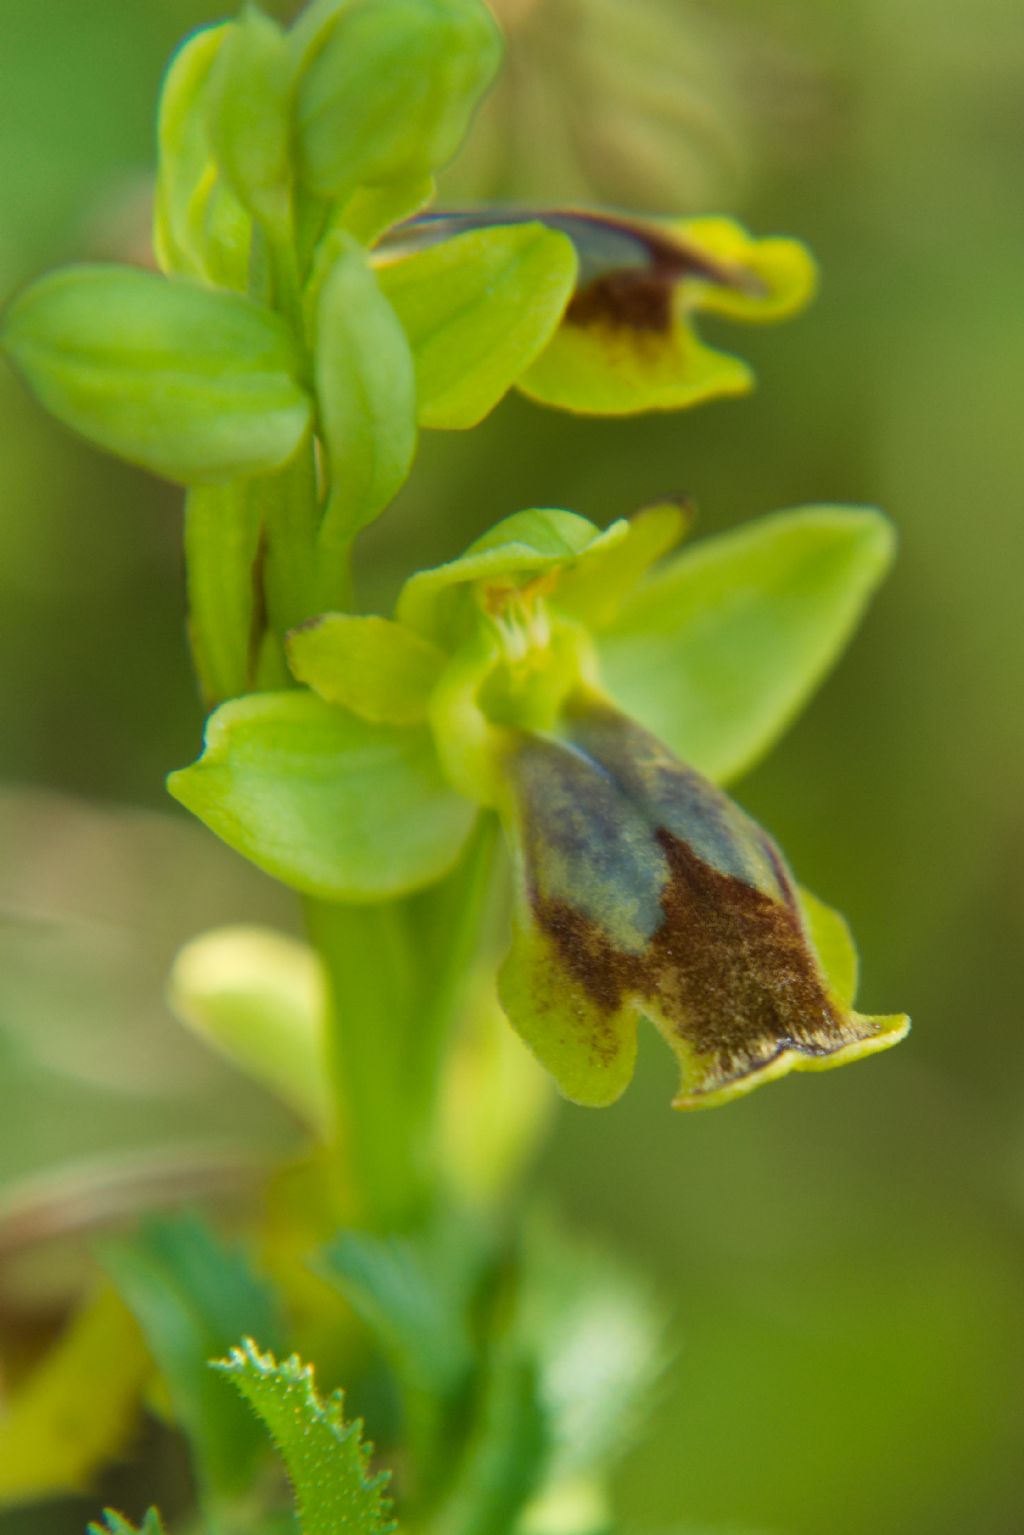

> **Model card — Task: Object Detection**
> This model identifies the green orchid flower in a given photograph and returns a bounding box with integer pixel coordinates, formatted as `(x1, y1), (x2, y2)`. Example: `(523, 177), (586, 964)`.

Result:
(170, 501), (908, 1111)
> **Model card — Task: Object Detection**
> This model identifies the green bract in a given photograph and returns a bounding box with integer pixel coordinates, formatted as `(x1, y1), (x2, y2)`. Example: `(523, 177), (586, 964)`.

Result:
(171, 501), (906, 1109)
(0, 266), (311, 484)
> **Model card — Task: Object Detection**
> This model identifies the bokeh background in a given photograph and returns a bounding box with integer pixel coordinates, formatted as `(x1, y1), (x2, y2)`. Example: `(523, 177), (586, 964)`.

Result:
(2, 0), (1023, 1531)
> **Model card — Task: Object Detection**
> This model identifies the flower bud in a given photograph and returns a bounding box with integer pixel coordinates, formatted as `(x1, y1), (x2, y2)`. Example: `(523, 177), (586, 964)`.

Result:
(294, 0), (502, 199)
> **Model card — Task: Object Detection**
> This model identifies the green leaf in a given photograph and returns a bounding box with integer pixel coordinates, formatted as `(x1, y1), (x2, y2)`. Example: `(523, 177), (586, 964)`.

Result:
(168, 692), (477, 901)
(314, 237), (418, 544)
(99, 1214), (284, 1502)
(319, 1220), (483, 1481)
(597, 507), (897, 785)
(431, 1344), (548, 1535)
(167, 925), (331, 1136)
(293, 0), (502, 200)
(215, 1338), (395, 1535)
(0, 1287), (148, 1503)
(1, 266), (311, 485)
(88, 1510), (167, 1535)
(287, 614), (446, 724)
(498, 699), (908, 1109)
(516, 1220), (664, 1488)
(184, 481), (264, 706)
(208, 7), (293, 230)
(375, 222), (578, 429)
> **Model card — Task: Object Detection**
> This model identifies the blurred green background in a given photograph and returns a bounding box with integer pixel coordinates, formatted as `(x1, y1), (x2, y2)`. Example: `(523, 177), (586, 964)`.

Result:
(2, 0), (1023, 1531)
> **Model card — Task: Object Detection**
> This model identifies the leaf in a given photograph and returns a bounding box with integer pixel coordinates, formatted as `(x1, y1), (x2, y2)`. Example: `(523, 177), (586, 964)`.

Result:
(99, 1214), (284, 1501)
(293, 0), (502, 199)
(431, 1344), (549, 1535)
(314, 237), (418, 542)
(287, 614), (446, 724)
(88, 1511), (167, 1535)
(184, 481), (264, 706)
(168, 692), (477, 901)
(515, 1219), (665, 1488)
(597, 506), (897, 785)
(167, 925), (331, 1137)
(215, 1338), (395, 1535)
(1, 267), (311, 485)
(498, 699), (908, 1109)
(0, 1287), (149, 1503)
(375, 222), (578, 429)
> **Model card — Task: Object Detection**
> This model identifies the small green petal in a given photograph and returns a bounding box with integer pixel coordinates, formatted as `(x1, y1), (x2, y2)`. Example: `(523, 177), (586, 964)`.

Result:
(498, 700), (907, 1110)
(598, 505), (896, 785)
(287, 613), (446, 724)
(798, 886), (859, 1010)
(552, 499), (690, 630)
(374, 221), (578, 429)
(168, 692), (476, 901)
(397, 508), (627, 646)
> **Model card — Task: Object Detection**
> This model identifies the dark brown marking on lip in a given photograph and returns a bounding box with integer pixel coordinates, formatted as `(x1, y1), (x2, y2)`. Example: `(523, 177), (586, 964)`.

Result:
(566, 269), (677, 335)
(531, 825), (852, 1089)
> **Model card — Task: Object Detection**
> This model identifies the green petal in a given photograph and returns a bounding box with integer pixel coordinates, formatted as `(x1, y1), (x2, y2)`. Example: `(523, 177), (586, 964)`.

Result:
(1, 267), (311, 485)
(597, 506), (896, 785)
(552, 499), (690, 630)
(510, 211), (815, 416)
(397, 507), (627, 646)
(375, 222), (578, 429)
(798, 886), (859, 1010)
(498, 700), (907, 1110)
(287, 613), (446, 724)
(168, 692), (476, 901)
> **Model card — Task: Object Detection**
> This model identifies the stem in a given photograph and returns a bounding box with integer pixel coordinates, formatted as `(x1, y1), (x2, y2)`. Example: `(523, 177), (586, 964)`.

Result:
(183, 482), (263, 707)
(305, 897), (428, 1229)
(260, 433), (321, 641)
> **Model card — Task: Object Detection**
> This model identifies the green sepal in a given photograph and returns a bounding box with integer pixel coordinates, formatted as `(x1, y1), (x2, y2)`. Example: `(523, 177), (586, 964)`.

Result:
(208, 7), (294, 231)
(99, 1215), (284, 1502)
(1, 266), (312, 484)
(552, 499), (690, 630)
(214, 1339), (396, 1535)
(167, 925), (331, 1137)
(397, 508), (627, 647)
(313, 236), (418, 544)
(154, 24), (253, 289)
(515, 213), (816, 416)
(0, 1287), (148, 1503)
(293, 0), (502, 200)
(498, 699), (907, 1110)
(287, 613), (446, 723)
(374, 222), (578, 429)
(88, 1511), (167, 1535)
(168, 692), (477, 901)
(597, 505), (896, 784)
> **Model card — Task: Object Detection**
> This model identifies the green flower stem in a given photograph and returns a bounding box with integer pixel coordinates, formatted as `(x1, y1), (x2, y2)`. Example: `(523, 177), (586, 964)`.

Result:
(183, 482), (263, 706)
(260, 432), (321, 644)
(305, 896), (429, 1228)
(404, 816), (500, 1171)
